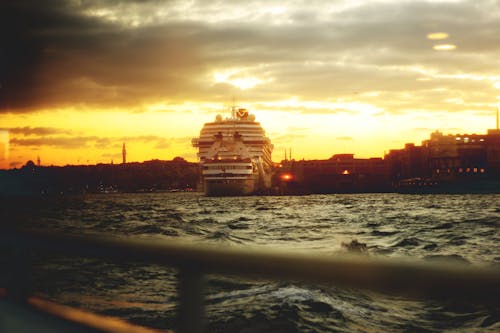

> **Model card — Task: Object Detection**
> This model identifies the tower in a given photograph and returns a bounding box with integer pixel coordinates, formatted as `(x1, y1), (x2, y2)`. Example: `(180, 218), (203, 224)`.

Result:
(497, 105), (499, 130)
(122, 142), (126, 164)
(488, 106), (500, 135)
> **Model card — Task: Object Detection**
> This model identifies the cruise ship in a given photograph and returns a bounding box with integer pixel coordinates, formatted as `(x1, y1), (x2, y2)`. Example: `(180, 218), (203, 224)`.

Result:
(192, 106), (274, 196)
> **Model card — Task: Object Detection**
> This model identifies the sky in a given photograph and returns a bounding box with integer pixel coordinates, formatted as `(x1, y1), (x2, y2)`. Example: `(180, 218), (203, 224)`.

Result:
(1, 0), (500, 169)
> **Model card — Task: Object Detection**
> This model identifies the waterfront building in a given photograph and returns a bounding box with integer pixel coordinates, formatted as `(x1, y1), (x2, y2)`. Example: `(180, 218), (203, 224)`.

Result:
(384, 115), (500, 192)
(281, 154), (391, 193)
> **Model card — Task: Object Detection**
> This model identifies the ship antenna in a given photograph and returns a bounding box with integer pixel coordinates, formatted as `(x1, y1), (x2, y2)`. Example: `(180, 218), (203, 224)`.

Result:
(231, 96), (237, 119)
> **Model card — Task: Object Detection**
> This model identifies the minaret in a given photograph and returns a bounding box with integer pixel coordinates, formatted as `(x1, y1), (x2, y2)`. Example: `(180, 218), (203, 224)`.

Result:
(122, 143), (126, 164)
(37, 156), (41, 166)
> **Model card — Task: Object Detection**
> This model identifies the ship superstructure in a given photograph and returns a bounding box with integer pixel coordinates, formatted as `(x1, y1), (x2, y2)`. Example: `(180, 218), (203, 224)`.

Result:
(192, 106), (274, 196)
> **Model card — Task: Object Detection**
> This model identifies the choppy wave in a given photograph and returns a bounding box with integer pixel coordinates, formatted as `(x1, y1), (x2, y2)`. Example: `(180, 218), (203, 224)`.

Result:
(3, 192), (499, 332)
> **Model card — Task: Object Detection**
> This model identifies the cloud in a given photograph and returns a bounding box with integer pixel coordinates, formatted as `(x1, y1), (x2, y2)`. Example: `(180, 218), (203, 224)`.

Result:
(154, 139), (171, 149)
(8, 133), (187, 152)
(272, 133), (307, 143)
(101, 152), (122, 159)
(336, 136), (353, 141)
(0, 1), (203, 111)
(10, 136), (98, 148)
(1, 0), (499, 115)
(2, 126), (73, 136)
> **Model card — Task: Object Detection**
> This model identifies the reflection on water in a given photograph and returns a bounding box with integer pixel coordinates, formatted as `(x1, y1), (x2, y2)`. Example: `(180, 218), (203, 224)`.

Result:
(2, 193), (499, 332)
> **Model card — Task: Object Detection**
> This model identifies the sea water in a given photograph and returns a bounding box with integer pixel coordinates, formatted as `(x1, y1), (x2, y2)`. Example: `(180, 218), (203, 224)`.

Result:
(2, 193), (499, 332)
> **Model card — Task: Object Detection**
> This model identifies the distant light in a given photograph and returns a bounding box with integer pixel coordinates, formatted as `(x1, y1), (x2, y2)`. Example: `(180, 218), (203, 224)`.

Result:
(433, 44), (456, 51)
(342, 170), (350, 175)
(427, 32), (449, 40)
(280, 173), (293, 181)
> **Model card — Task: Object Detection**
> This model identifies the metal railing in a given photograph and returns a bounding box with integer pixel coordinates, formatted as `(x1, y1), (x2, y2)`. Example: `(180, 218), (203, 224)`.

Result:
(1, 230), (499, 333)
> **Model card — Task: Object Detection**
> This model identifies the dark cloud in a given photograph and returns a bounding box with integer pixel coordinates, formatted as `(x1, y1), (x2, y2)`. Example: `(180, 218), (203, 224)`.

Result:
(1, 0), (499, 113)
(0, 0), (203, 111)
(2, 126), (73, 136)
(9, 133), (180, 150)
(10, 136), (99, 148)
(0, 0), (108, 110)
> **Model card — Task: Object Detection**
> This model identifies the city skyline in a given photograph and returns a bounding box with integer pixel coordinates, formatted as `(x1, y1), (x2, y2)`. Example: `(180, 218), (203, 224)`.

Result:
(1, 0), (500, 168)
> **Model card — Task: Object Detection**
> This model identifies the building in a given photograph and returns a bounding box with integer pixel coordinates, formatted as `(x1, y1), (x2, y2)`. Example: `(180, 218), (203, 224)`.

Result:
(385, 143), (429, 182)
(384, 115), (500, 192)
(280, 154), (391, 193)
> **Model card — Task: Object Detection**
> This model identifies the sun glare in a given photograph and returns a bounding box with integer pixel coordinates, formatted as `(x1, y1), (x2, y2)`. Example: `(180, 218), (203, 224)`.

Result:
(213, 70), (263, 90)
(433, 44), (457, 51)
(426, 32), (449, 40)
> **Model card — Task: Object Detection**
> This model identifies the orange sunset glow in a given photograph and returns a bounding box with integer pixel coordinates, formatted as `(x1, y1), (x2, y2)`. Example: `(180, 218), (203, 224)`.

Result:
(1, 1), (500, 169)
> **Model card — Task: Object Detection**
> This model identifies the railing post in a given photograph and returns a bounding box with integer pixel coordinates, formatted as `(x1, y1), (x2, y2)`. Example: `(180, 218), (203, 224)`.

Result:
(177, 266), (205, 333)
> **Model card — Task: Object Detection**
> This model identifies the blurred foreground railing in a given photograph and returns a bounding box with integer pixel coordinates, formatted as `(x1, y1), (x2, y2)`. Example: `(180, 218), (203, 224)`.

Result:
(1, 230), (499, 333)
